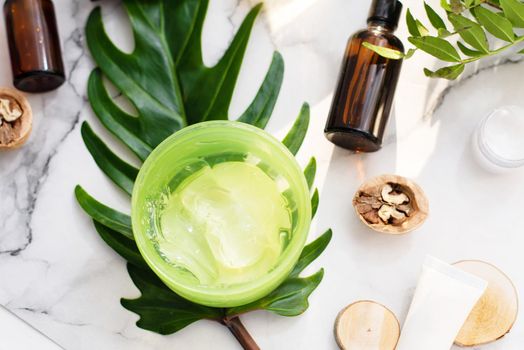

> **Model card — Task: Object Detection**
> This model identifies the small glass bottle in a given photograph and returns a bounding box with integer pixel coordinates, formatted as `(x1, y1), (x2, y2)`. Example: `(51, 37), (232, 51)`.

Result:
(3, 0), (65, 93)
(325, 0), (403, 152)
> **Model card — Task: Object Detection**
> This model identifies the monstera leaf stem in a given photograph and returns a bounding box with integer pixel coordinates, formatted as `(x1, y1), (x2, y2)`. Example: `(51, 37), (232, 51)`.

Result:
(221, 316), (260, 350)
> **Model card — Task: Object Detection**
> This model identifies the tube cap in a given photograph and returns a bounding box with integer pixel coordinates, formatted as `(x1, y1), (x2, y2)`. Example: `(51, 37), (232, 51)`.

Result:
(367, 0), (403, 29)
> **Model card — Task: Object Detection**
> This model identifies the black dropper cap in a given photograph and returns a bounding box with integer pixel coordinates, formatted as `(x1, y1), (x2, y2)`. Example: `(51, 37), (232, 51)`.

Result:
(367, 0), (403, 29)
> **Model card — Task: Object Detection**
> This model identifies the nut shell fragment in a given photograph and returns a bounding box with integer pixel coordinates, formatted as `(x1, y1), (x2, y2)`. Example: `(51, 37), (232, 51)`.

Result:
(334, 300), (400, 350)
(454, 260), (518, 347)
(353, 175), (429, 234)
(0, 87), (32, 149)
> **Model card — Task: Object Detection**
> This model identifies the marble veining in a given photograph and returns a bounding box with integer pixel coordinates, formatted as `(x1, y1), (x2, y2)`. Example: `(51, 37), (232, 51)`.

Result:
(0, 0), (523, 349)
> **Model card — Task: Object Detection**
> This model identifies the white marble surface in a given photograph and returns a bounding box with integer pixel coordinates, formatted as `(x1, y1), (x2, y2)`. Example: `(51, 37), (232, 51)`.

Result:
(0, 0), (523, 349)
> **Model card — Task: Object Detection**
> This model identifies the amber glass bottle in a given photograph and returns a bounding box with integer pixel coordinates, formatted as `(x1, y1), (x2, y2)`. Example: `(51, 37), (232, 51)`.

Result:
(325, 0), (403, 152)
(3, 0), (65, 93)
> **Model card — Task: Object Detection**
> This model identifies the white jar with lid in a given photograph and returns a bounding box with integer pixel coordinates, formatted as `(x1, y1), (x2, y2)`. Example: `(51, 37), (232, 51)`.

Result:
(472, 105), (524, 173)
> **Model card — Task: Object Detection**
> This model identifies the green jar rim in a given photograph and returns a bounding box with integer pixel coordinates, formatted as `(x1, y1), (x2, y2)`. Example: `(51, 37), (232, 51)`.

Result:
(131, 120), (312, 307)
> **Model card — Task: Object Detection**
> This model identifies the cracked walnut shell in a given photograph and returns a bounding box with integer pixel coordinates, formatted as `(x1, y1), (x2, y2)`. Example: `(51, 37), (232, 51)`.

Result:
(0, 87), (32, 149)
(353, 174), (429, 234)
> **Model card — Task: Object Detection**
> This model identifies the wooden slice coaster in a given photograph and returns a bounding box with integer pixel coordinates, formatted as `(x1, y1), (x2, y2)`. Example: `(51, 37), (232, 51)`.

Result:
(334, 300), (400, 350)
(453, 260), (519, 347)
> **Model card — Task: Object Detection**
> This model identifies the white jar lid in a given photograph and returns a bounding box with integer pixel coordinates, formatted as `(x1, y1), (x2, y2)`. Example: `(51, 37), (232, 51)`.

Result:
(476, 106), (524, 169)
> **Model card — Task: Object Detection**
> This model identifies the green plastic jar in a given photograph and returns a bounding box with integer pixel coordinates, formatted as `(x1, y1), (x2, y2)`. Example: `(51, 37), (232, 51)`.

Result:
(132, 121), (311, 307)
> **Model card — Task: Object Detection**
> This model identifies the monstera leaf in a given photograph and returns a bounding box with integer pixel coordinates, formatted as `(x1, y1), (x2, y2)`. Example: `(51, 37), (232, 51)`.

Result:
(76, 0), (331, 348)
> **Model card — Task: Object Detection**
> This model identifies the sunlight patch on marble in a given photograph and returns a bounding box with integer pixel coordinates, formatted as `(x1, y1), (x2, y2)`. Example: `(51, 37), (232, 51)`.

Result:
(252, 0), (320, 33)
(395, 119), (442, 178)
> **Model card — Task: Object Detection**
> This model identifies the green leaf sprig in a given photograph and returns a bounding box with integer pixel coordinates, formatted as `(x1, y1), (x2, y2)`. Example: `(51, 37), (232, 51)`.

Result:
(365, 0), (524, 79)
(76, 1), (332, 349)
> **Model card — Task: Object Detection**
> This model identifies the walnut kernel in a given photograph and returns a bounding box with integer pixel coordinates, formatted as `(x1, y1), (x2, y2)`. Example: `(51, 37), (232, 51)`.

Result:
(0, 88), (32, 149)
(353, 175), (429, 235)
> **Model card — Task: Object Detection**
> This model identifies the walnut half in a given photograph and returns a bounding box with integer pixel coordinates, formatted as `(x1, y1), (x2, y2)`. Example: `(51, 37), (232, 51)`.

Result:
(0, 88), (32, 149)
(353, 174), (429, 235)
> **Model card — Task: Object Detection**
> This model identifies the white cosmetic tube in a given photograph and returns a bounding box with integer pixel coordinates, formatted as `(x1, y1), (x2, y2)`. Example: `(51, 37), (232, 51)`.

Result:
(396, 256), (487, 350)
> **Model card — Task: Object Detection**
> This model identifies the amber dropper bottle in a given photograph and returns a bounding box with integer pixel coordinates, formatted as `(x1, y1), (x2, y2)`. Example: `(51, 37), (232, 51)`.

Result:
(3, 0), (65, 93)
(325, 0), (404, 152)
